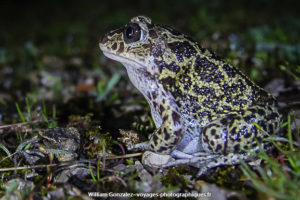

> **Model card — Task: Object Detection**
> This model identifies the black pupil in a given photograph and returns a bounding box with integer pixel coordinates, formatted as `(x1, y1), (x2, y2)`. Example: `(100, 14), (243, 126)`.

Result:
(126, 27), (134, 38)
(124, 23), (141, 43)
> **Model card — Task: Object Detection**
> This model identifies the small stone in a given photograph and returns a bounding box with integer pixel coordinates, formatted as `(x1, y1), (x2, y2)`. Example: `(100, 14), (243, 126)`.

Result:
(2, 179), (34, 200)
(39, 127), (80, 162)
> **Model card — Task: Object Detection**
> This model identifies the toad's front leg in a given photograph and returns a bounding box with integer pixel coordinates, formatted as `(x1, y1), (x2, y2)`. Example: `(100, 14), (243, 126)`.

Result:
(128, 102), (183, 154)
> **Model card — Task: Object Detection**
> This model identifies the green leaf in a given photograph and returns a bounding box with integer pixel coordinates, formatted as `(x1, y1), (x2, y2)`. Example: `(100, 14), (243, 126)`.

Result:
(0, 143), (11, 157)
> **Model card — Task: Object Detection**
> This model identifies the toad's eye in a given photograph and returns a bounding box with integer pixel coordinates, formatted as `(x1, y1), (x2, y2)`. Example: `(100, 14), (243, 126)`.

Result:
(123, 23), (144, 43)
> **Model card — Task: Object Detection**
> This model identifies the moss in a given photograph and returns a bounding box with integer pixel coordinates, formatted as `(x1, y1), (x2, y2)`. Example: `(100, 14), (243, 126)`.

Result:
(161, 167), (188, 188)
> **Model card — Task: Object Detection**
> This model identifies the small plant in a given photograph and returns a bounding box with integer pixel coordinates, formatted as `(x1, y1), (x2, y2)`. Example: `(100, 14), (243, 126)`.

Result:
(41, 103), (57, 128)
(280, 63), (300, 81)
(15, 97), (33, 123)
(15, 97), (57, 129)
(95, 73), (120, 102)
(241, 115), (300, 200)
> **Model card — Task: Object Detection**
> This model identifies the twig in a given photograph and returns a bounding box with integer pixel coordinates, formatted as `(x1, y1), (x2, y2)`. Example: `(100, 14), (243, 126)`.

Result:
(99, 152), (142, 160)
(0, 120), (42, 129)
(0, 163), (68, 172)
(0, 120), (43, 135)
(0, 153), (142, 172)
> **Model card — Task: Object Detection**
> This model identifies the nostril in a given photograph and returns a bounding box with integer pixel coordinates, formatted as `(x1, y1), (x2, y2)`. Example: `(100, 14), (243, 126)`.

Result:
(100, 34), (108, 44)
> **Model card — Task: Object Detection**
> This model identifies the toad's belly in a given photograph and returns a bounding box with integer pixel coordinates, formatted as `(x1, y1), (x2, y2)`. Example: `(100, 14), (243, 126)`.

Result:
(175, 126), (203, 154)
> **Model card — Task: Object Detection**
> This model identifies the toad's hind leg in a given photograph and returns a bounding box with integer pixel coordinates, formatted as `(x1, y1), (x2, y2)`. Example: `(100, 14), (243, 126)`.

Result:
(162, 152), (254, 177)
(202, 106), (280, 155)
(194, 106), (281, 176)
(195, 153), (254, 177)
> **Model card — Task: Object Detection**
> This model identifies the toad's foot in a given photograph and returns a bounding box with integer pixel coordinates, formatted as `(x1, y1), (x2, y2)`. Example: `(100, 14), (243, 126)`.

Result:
(162, 154), (219, 168)
(194, 153), (254, 177)
(162, 152), (255, 177)
(128, 141), (152, 151)
(142, 151), (175, 168)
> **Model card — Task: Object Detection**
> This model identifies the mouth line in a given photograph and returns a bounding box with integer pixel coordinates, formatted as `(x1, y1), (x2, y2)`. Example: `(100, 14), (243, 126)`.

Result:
(100, 46), (147, 69)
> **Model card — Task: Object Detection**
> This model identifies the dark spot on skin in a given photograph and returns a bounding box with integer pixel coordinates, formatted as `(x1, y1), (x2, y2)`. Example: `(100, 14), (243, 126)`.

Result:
(164, 132), (170, 141)
(258, 109), (266, 116)
(151, 91), (157, 99)
(251, 143), (257, 148)
(236, 116), (242, 120)
(243, 115), (254, 123)
(153, 101), (157, 109)
(222, 64), (237, 78)
(216, 144), (222, 152)
(174, 129), (182, 137)
(111, 43), (117, 51)
(149, 29), (158, 39)
(152, 134), (158, 146)
(258, 120), (267, 131)
(210, 140), (215, 146)
(155, 60), (164, 73)
(234, 144), (240, 153)
(157, 146), (168, 152)
(248, 108), (257, 113)
(142, 43), (151, 49)
(118, 42), (124, 53)
(227, 115), (235, 127)
(160, 77), (175, 87)
(243, 130), (252, 138)
(230, 127), (237, 136)
(137, 53), (144, 57)
(222, 105), (232, 111)
(215, 135), (220, 139)
(203, 135), (208, 143)
(160, 105), (165, 114)
(210, 129), (216, 136)
(257, 137), (263, 143)
(172, 112), (180, 124)
(220, 118), (227, 126)
(147, 92), (151, 100)
(268, 124), (274, 133)
(163, 115), (168, 122)
(266, 112), (279, 121)
(150, 144), (154, 149)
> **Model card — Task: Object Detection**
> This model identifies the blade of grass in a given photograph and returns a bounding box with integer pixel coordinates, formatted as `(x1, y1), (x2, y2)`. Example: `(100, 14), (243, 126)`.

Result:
(25, 97), (31, 122)
(0, 143), (11, 157)
(16, 136), (39, 152)
(287, 115), (294, 151)
(89, 162), (97, 182)
(15, 103), (25, 122)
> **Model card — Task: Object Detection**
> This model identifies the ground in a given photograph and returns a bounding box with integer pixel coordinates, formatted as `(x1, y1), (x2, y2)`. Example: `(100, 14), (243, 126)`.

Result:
(0, 0), (299, 199)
